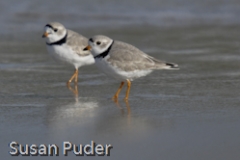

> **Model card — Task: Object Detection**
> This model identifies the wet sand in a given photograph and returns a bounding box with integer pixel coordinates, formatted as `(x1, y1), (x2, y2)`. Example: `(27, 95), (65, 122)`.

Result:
(1, 0), (240, 159)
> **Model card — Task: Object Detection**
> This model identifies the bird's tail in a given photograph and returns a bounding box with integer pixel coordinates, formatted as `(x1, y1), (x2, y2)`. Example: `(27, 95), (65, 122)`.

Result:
(164, 62), (179, 70)
(145, 54), (179, 70)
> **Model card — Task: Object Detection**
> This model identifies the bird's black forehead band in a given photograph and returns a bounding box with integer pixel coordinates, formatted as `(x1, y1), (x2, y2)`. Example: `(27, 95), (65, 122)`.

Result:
(45, 24), (54, 29)
(89, 38), (94, 42)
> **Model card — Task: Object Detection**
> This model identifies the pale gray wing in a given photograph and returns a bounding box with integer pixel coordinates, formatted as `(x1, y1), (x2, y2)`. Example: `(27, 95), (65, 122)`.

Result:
(66, 30), (91, 56)
(107, 41), (178, 72)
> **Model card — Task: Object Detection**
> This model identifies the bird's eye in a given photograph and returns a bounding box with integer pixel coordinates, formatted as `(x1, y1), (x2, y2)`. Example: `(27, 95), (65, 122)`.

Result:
(53, 28), (58, 32)
(96, 41), (101, 45)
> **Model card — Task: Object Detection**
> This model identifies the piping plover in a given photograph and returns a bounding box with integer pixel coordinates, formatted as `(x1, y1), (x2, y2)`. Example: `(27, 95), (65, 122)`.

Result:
(83, 35), (179, 101)
(42, 22), (94, 84)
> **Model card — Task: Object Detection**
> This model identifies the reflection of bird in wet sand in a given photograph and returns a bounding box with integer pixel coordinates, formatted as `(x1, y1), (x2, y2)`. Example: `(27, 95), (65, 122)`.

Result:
(83, 35), (178, 102)
(67, 83), (79, 97)
(45, 96), (99, 129)
(45, 95), (132, 131)
(42, 22), (94, 85)
(114, 100), (131, 118)
(67, 83), (131, 117)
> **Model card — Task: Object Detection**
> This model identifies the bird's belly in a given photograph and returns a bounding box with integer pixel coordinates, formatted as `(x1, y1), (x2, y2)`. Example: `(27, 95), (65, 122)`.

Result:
(95, 59), (152, 81)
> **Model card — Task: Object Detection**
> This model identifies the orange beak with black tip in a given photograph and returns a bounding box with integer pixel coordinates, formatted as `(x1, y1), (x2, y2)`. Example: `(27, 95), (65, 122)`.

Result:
(42, 32), (49, 38)
(83, 45), (91, 51)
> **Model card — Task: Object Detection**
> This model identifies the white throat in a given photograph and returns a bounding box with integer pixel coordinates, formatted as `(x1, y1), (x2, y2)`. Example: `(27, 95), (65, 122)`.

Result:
(91, 40), (114, 57)
(46, 29), (67, 44)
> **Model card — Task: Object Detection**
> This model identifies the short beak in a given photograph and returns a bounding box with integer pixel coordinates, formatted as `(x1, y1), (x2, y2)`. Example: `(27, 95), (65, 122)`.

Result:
(83, 45), (91, 51)
(42, 32), (49, 38)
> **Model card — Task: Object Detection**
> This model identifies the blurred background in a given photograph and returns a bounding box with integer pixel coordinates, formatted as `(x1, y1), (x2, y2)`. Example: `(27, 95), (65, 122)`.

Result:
(1, 0), (240, 40)
(0, 0), (240, 160)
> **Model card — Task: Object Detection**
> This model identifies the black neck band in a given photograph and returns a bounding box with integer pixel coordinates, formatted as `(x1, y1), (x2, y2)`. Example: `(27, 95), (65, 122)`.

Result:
(94, 41), (114, 59)
(46, 32), (67, 46)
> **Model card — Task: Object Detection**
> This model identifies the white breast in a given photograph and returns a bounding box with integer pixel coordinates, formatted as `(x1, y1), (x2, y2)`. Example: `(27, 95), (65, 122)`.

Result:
(46, 44), (94, 68)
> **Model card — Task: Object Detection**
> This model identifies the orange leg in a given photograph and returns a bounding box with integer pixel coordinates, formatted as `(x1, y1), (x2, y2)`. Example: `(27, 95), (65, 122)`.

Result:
(67, 69), (78, 85)
(124, 100), (131, 117)
(74, 69), (79, 84)
(124, 80), (131, 101)
(112, 82), (125, 101)
(66, 82), (79, 96)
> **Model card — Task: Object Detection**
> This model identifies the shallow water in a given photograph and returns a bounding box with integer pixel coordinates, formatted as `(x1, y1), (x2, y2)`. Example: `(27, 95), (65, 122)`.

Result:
(1, 0), (240, 160)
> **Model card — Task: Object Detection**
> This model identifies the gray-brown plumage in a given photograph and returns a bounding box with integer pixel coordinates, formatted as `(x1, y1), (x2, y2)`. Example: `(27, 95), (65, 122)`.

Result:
(107, 40), (178, 72)
(65, 30), (90, 57)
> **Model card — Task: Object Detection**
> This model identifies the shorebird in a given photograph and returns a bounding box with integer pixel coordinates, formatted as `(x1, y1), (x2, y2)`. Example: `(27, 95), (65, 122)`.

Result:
(83, 35), (178, 101)
(42, 22), (94, 85)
